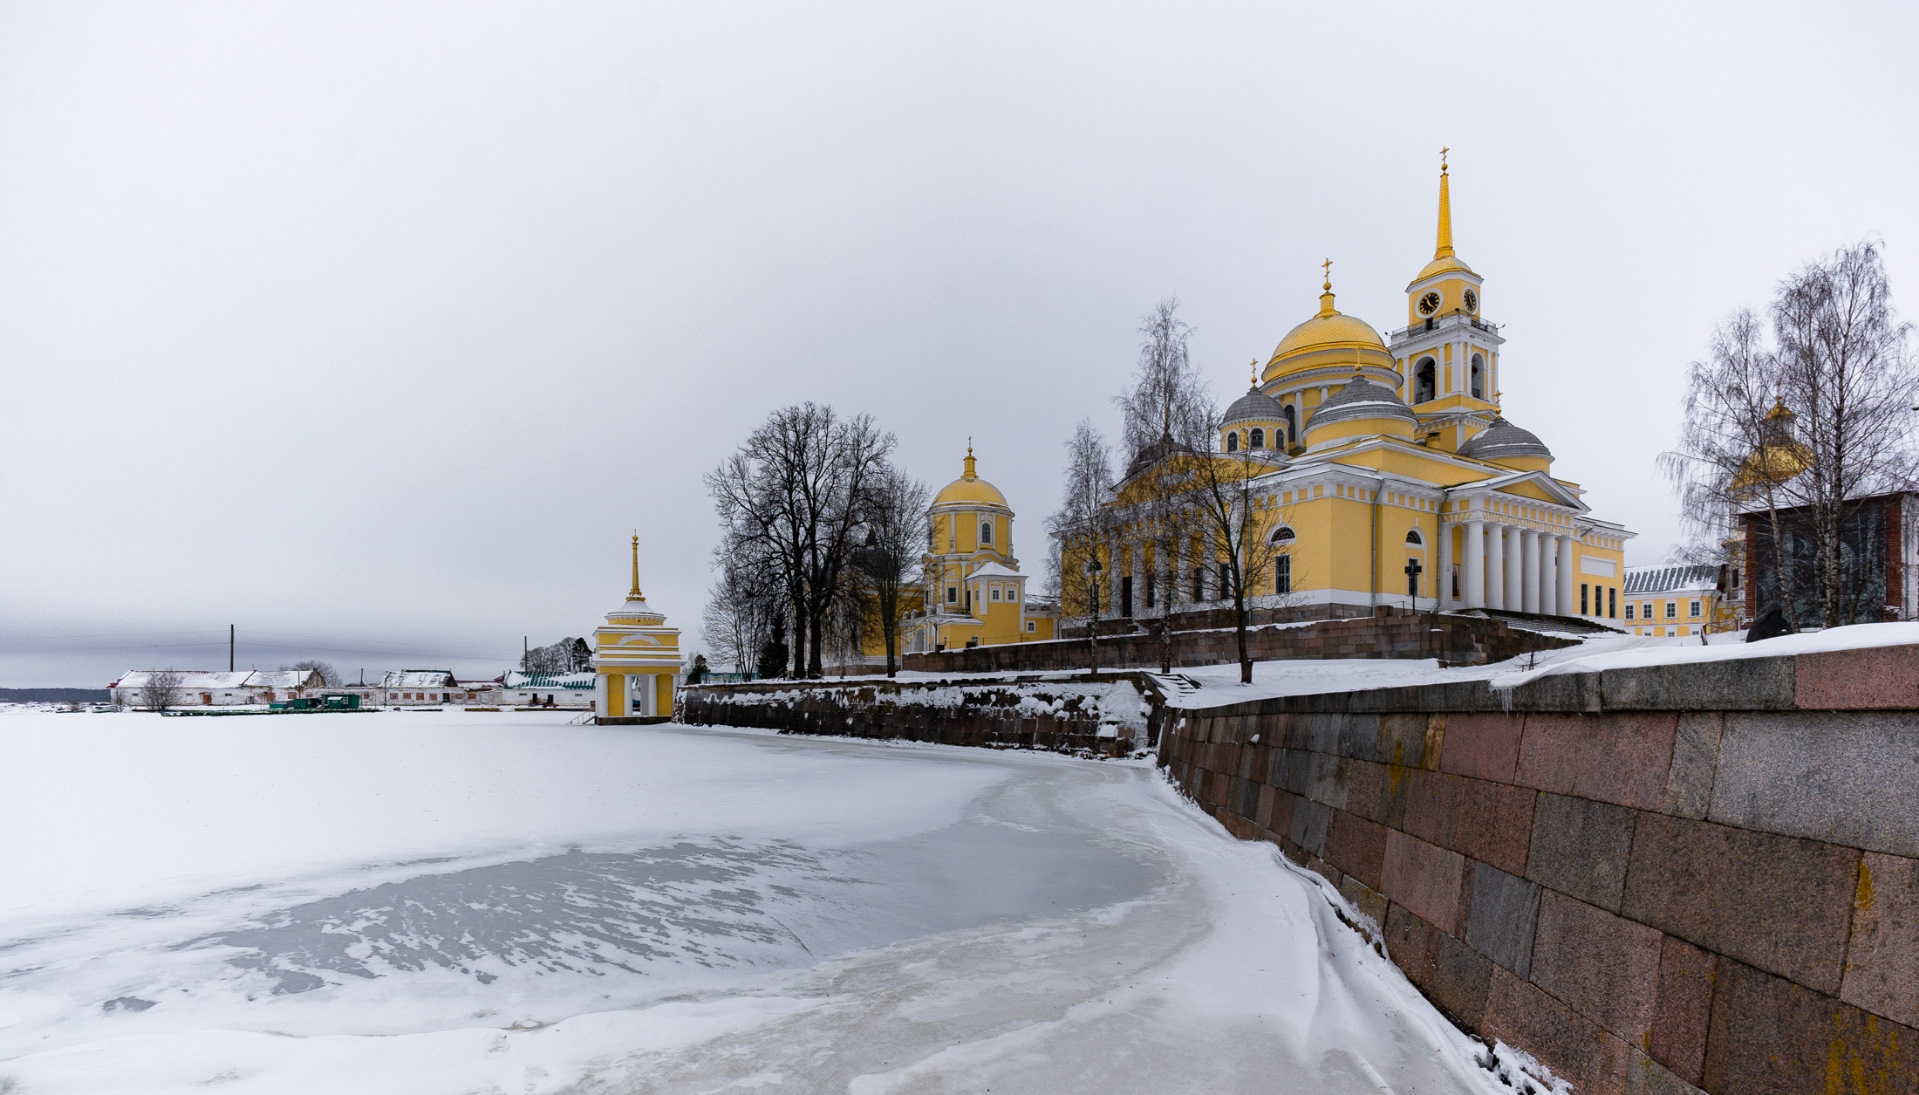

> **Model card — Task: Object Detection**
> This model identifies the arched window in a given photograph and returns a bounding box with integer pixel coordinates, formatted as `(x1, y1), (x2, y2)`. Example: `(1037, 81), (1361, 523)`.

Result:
(1270, 525), (1297, 545)
(1405, 529), (1424, 546)
(1249, 427), (1265, 450)
(1225, 431), (1240, 452)
(1471, 353), (1485, 399)
(1415, 357), (1437, 403)
(1282, 404), (1297, 445)
(980, 520), (993, 545)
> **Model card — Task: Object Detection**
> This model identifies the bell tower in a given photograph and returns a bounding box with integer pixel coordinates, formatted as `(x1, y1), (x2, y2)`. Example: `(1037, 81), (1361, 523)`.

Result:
(1389, 151), (1503, 447)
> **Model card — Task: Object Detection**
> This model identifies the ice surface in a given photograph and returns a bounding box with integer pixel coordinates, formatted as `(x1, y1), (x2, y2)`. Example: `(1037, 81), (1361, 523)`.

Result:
(0, 711), (1516, 1094)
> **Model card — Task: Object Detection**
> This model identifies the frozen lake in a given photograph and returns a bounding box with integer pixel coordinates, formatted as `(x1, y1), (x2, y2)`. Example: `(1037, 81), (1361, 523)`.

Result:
(0, 710), (1501, 1094)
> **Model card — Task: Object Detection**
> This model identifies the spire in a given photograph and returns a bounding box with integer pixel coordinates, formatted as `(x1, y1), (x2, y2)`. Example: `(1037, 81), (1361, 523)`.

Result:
(1318, 258), (1338, 317)
(963, 439), (976, 479)
(1434, 148), (1455, 259)
(628, 533), (643, 599)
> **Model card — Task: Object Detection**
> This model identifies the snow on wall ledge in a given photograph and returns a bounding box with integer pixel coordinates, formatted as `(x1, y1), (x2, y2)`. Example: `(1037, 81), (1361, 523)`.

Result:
(678, 676), (1164, 754)
(1161, 622), (1919, 1095)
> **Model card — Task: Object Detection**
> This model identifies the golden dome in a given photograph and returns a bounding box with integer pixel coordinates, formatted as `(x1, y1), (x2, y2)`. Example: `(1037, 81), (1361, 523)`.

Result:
(1265, 280), (1394, 378)
(933, 445), (1009, 508)
(1411, 251), (1476, 283)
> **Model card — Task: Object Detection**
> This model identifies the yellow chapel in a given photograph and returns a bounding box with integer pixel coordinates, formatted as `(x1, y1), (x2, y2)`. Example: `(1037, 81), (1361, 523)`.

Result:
(896, 445), (1059, 654)
(1068, 157), (1632, 625)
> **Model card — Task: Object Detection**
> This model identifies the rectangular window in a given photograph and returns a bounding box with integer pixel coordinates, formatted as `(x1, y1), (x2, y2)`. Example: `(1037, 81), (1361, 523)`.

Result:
(1581, 584), (1590, 615)
(1275, 555), (1292, 594)
(1625, 603), (1635, 620)
(946, 586), (957, 603)
(990, 587), (1000, 602)
(1145, 573), (1156, 608)
(1192, 569), (1204, 601)
(1689, 599), (1702, 618)
(1666, 601), (1677, 619)
(1610, 587), (1617, 617)
(1026, 620), (1036, 632)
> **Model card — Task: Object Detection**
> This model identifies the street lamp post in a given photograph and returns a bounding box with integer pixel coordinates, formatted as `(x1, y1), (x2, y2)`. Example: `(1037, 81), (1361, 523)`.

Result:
(1085, 555), (1104, 677)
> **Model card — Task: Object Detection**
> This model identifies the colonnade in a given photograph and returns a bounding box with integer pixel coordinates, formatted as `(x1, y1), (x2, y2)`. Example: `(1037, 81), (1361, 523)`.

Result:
(1437, 519), (1578, 616)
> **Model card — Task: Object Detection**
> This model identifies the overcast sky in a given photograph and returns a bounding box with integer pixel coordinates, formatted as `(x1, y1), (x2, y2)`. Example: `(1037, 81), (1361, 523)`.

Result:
(2, 2), (1915, 686)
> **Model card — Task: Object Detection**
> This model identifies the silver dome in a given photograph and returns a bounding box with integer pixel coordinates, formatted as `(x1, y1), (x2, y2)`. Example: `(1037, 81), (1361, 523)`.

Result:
(1303, 376), (1417, 436)
(1222, 386), (1285, 426)
(1458, 416), (1554, 463)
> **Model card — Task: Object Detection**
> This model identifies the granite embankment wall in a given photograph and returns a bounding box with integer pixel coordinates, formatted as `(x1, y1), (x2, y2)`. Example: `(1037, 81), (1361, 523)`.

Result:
(1161, 643), (1919, 1095)
(902, 608), (1574, 675)
(678, 675), (1165, 754)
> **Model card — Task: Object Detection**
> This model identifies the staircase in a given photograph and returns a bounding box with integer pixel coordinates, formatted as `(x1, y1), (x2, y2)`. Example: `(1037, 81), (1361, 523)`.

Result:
(1453, 608), (1625, 639)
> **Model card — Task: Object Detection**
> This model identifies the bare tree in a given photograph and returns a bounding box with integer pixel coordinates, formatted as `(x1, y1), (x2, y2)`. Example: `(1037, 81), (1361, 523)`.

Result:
(1046, 419), (1116, 674)
(1660, 309), (1804, 627)
(706, 403), (896, 677)
(1663, 241), (1916, 629)
(1184, 418), (1293, 685)
(701, 535), (781, 675)
(520, 639), (591, 674)
(1114, 298), (1211, 457)
(1772, 241), (1918, 626)
(1111, 299), (1217, 672)
(856, 466), (930, 677)
(283, 660), (341, 686)
(138, 669), (183, 713)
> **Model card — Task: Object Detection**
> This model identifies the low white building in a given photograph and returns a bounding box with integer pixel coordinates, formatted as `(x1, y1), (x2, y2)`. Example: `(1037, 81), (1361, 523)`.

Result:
(108, 669), (325, 708)
(502, 671), (596, 709)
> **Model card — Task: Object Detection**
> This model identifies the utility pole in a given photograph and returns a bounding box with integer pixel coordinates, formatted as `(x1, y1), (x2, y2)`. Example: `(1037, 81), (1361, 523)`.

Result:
(523, 635), (528, 672)
(229, 624), (235, 672)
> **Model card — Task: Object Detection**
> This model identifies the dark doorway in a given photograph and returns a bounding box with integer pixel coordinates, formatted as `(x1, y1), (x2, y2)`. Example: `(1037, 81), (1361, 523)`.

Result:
(1120, 576), (1134, 618)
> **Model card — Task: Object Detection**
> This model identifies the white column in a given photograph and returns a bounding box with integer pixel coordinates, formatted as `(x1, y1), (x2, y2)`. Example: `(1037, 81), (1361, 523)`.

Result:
(1505, 526), (1525, 611)
(1557, 535), (1576, 617)
(1109, 535), (1123, 617)
(1437, 520), (1454, 610)
(1463, 519), (1485, 609)
(1482, 522), (1501, 609)
(1540, 536), (1558, 616)
(1522, 529), (1542, 614)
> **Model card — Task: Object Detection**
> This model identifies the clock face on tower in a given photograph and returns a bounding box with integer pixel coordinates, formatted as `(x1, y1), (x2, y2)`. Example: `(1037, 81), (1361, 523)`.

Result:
(1417, 291), (1441, 316)
(1463, 289), (1478, 312)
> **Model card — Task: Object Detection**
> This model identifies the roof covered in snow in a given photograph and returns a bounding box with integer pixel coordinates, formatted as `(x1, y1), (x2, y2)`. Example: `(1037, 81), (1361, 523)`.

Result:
(1624, 565), (1720, 595)
(381, 670), (457, 689)
(504, 671), (597, 690)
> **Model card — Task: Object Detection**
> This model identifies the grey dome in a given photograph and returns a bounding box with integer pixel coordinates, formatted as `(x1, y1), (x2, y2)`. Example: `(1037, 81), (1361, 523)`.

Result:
(1458, 416), (1554, 463)
(1303, 376), (1417, 436)
(1222, 386), (1285, 425)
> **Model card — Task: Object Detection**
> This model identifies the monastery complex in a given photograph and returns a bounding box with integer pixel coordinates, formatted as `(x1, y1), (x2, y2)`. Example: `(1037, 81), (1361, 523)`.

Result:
(885, 159), (1633, 660)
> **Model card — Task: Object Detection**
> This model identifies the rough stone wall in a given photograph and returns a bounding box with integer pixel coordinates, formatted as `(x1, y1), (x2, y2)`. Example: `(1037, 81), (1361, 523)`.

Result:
(904, 609), (1574, 676)
(679, 675), (1164, 755)
(1160, 643), (1919, 1095)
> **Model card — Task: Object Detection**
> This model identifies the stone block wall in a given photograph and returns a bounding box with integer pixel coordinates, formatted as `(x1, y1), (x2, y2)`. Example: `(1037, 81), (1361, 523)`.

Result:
(1161, 643), (1919, 1095)
(903, 609), (1574, 676)
(679, 675), (1164, 754)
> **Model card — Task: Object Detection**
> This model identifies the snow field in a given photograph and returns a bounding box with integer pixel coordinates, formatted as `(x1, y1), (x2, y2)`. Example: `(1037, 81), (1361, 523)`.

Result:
(0, 710), (1520, 1093)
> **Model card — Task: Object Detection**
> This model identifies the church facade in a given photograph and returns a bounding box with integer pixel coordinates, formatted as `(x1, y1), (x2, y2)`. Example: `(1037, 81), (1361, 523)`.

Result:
(1069, 160), (1632, 625)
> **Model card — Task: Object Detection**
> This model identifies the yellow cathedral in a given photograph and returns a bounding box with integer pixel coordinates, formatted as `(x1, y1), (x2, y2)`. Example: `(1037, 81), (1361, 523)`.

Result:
(1068, 157), (1632, 625)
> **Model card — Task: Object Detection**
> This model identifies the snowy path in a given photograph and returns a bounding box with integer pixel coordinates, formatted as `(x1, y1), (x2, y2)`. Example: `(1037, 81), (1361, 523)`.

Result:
(0, 711), (1502, 1094)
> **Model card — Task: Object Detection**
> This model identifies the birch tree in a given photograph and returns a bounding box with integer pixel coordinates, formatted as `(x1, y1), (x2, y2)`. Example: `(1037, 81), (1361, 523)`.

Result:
(1046, 420), (1115, 674)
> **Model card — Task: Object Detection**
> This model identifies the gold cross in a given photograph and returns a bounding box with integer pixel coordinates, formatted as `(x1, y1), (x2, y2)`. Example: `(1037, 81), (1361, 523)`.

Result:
(1321, 258), (1333, 287)
(1441, 146), (1449, 171)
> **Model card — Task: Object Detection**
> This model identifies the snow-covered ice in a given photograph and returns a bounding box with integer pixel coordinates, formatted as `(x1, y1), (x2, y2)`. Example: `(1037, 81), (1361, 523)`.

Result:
(0, 709), (1519, 1093)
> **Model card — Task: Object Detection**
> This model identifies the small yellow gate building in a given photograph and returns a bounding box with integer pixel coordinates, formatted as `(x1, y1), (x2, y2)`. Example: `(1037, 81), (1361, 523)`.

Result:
(594, 536), (682, 722)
